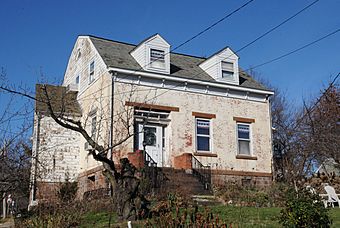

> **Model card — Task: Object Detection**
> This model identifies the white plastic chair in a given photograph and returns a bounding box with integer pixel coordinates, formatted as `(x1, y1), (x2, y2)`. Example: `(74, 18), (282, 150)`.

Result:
(324, 185), (340, 208)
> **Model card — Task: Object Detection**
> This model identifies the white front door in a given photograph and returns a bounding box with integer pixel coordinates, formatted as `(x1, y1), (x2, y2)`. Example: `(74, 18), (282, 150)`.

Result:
(138, 124), (163, 166)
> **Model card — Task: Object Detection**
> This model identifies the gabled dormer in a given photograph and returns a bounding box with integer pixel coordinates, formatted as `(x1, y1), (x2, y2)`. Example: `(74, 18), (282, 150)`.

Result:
(130, 34), (170, 74)
(199, 47), (239, 85)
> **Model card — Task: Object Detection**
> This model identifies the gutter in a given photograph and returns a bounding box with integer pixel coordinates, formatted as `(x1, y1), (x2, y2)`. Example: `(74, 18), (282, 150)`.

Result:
(108, 67), (274, 96)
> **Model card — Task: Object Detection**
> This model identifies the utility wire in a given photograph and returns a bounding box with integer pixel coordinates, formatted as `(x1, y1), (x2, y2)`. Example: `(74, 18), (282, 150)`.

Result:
(189, 0), (321, 80)
(76, 24), (338, 104)
(73, 0), (256, 102)
(245, 28), (340, 71)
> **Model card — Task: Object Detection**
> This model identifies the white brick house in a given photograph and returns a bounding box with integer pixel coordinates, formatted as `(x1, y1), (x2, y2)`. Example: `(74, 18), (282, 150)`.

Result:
(29, 34), (274, 206)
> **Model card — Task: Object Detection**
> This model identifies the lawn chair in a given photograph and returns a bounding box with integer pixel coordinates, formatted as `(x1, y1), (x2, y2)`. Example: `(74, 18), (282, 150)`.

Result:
(323, 184), (340, 208)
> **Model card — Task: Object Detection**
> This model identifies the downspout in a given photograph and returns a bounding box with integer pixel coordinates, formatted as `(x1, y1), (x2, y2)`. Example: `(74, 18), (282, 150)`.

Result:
(29, 113), (40, 209)
(109, 71), (116, 196)
(268, 95), (275, 182)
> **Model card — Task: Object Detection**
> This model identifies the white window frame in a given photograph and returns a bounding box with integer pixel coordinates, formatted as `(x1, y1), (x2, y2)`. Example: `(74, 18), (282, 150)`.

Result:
(195, 118), (212, 152)
(150, 48), (165, 69)
(91, 114), (97, 140)
(221, 61), (234, 79)
(89, 61), (95, 84)
(75, 75), (80, 89)
(236, 123), (252, 155)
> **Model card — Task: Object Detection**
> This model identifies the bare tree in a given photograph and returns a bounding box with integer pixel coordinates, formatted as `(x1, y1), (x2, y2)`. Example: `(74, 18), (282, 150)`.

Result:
(0, 77), (152, 220)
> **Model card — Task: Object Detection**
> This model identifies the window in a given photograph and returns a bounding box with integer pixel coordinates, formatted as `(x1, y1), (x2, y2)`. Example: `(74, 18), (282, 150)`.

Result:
(196, 119), (211, 152)
(150, 49), (165, 69)
(89, 61), (95, 84)
(91, 115), (97, 140)
(237, 123), (251, 155)
(221, 61), (234, 79)
(75, 75), (80, 88)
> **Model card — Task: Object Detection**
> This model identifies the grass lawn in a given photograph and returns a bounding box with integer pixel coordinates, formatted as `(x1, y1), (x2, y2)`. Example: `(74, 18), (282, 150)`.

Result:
(80, 206), (340, 227)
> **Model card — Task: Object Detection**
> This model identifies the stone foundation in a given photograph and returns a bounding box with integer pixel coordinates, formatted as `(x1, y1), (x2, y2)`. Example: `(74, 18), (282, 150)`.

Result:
(211, 170), (272, 188)
(77, 165), (109, 200)
(35, 182), (60, 203)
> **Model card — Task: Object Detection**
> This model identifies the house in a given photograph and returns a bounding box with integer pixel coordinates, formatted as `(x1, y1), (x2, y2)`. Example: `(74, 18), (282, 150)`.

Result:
(29, 34), (274, 207)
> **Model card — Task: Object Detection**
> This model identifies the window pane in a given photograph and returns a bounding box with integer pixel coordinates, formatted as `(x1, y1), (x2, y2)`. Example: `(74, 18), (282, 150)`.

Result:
(144, 127), (156, 146)
(197, 119), (210, 135)
(238, 140), (250, 155)
(90, 61), (95, 72)
(150, 49), (165, 62)
(222, 70), (233, 79)
(197, 136), (210, 151)
(238, 124), (250, 139)
(222, 61), (233, 71)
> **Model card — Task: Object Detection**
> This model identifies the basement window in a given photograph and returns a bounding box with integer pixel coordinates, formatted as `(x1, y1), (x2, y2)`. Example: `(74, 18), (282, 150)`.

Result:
(150, 49), (165, 69)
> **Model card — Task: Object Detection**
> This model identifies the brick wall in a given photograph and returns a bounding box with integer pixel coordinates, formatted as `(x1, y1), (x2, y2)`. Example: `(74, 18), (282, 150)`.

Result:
(77, 165), (109, 200)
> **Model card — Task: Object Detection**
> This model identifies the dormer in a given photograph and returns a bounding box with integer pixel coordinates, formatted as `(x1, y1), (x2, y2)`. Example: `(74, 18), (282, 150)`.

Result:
(130, 34), (170, 74)
(199, 47), (239, 85)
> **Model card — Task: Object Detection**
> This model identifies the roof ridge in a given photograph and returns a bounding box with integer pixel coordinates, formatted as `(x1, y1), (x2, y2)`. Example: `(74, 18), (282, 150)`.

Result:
(88, 35), (207, 60)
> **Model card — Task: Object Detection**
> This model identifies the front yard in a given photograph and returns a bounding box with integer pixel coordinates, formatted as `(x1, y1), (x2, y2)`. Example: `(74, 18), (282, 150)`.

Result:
(79, 206), (340, 227)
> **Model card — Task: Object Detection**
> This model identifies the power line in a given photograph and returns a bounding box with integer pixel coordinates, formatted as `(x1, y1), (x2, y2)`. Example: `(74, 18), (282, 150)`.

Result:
(72, 1), (256, 102)
(245, 28), (340, 71)
(189, 0), (320, 80)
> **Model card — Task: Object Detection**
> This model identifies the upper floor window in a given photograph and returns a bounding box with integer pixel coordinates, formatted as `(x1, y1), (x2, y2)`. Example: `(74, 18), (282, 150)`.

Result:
(89, 61), (95, 84)
(76, 75), (80, 84)
(196, 118), (211, 152)
(91, 114), (97, 140)
(150, 49), (165, 69)
(237, 123), (251, 155)
(221, 61), (234, 79)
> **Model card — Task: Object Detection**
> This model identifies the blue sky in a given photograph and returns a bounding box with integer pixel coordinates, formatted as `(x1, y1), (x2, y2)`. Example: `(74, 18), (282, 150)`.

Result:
(0, 0), (339, 110)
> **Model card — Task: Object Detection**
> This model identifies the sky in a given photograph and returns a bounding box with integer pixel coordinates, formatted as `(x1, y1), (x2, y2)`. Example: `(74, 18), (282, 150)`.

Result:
(0, 0), (339, 120)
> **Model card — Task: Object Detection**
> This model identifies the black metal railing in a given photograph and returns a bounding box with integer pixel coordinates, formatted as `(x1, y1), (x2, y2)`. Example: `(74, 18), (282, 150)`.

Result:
(142, 150), (160, 189)
(192, 155), (211, 190)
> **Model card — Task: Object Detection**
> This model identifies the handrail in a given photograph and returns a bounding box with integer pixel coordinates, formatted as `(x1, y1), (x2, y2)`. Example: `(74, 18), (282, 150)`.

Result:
(143, 150), (157, 167)
(192, 155), (211, 190)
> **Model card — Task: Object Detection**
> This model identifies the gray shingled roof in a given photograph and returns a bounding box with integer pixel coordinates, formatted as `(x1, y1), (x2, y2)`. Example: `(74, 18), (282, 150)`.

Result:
(89, 36), (269, 91)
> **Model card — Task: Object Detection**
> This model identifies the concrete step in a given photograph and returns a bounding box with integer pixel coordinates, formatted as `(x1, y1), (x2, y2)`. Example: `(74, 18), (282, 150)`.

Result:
(192, 195), (222, 206)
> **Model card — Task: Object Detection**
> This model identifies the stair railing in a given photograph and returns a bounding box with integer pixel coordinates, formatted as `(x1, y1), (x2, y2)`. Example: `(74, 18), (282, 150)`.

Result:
(142, 150), (162, 188)
(192, 155), (211, 190)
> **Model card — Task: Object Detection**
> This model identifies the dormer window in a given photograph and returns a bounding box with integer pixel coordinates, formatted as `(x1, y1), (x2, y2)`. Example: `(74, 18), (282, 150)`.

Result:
(221, 61), (234, 79)
(130, 34), (170, 74)
(199, 47), (239, 85)
(150, 49), (165, 69)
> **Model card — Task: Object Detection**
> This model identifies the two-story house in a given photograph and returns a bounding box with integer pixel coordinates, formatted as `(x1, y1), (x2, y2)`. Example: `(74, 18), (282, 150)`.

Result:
(29, 34), (274, 207)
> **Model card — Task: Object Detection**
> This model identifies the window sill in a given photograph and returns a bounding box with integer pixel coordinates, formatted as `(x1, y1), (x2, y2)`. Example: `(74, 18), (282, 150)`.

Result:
(236, 155), (257, 160)
(194, 152), (217, 157)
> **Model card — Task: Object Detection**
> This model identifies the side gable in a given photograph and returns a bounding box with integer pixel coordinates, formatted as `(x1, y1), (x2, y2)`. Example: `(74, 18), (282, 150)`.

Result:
(63, 36), (108, 94)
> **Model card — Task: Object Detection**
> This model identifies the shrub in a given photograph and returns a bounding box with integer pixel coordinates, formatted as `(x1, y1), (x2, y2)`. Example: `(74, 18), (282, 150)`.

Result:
(279, 188), (332, 228)
(56, 180), (78, 203)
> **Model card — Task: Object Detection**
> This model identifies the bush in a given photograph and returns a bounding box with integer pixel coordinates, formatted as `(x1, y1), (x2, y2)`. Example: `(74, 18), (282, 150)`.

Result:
(56, 180), (78, 203)
(279, 188), (332, 228)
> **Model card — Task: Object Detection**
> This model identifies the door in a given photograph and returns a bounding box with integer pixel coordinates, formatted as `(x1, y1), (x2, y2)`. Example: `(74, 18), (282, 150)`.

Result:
(138, 124), (163, 166)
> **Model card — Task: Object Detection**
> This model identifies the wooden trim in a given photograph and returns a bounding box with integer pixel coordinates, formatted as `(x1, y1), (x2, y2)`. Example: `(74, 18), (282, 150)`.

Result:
(211, 169), (272, 177)
(125, 101), (179, 112)
(192, 112), (216, 119)
(194, 152), (218, 157)
(236, 155), (258, 160)
(233, 117), (255, 123)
